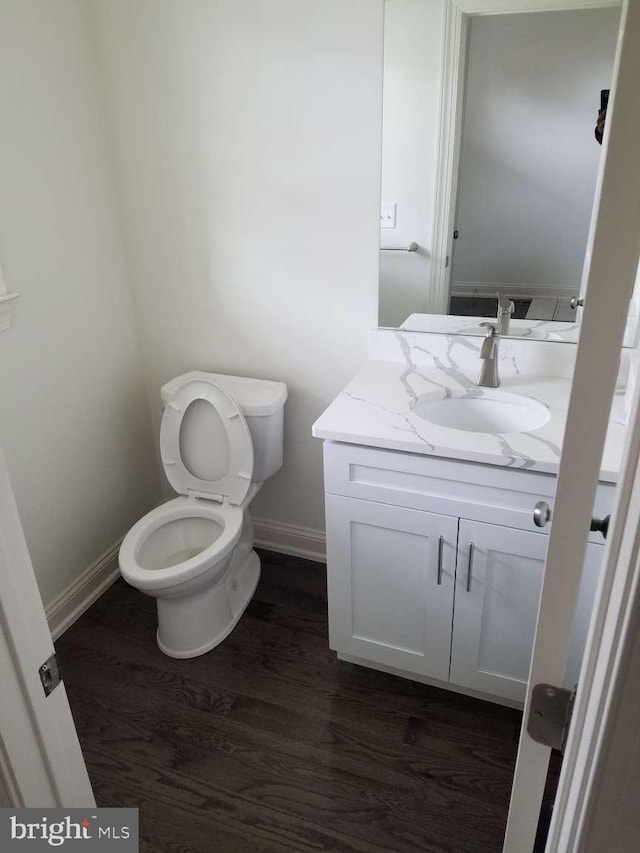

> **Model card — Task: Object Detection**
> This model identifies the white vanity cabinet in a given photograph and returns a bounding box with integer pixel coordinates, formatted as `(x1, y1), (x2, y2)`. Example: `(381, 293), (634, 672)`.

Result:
(323, 441), (613, 706)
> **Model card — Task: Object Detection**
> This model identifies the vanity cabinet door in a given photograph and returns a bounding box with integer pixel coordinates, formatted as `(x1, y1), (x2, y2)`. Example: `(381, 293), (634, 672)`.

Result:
(325, 494), (457, 681)
(450, 521), (547, 703)
(450, 520), (604, 703)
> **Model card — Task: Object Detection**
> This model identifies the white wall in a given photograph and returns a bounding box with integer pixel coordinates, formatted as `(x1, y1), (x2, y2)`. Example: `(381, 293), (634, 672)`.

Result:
(378, 0), (443, 327)
(90, 0), (383, 536)
(0, 0), (161, 606)
(452, 8), (620, 294)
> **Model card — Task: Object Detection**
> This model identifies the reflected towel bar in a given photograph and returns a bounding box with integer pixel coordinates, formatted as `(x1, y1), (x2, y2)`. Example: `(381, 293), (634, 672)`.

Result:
(380, 241), (418, 252)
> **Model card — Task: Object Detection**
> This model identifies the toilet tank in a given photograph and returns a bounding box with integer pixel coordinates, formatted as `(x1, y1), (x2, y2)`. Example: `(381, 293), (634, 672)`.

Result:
(161, 371), (287, 483)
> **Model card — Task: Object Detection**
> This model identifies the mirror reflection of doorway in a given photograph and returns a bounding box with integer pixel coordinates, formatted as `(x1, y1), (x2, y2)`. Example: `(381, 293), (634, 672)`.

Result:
(449, 8), (619, 320)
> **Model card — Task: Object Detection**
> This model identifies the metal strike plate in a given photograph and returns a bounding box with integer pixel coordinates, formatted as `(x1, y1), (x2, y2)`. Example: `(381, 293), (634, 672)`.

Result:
(527, 683), (575, 751)
(39, 653), (62, 697)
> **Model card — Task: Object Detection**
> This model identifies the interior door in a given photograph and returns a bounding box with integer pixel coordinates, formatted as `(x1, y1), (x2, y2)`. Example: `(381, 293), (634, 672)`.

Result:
(504, 1), (640, 849)
(325, 494), (458, 681)
(0, 442), (94, 806)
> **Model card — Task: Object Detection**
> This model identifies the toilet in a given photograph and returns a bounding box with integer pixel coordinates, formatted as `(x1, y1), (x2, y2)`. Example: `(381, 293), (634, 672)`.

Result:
(118, 371), (287, 658)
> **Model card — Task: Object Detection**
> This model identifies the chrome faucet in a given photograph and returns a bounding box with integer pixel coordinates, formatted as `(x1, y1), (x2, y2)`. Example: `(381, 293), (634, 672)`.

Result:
(497, 293), (515, 336)
(478, 322), (500, 388)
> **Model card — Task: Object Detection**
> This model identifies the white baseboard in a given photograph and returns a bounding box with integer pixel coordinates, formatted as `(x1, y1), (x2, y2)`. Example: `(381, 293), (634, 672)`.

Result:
(46, 518), (325, 640)
(46, 540), (122, 640)
(253, 517), (326, 563)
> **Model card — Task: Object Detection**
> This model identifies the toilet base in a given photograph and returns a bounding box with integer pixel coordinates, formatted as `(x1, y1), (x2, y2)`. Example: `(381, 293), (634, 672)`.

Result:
(156, 548), (261, 659)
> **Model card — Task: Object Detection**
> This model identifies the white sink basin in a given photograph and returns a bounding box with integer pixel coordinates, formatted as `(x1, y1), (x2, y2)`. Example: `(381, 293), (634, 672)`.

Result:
(413, 391), (550, 435)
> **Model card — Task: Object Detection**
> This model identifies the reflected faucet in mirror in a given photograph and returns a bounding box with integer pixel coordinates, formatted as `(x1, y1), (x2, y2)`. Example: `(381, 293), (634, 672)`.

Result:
(497, 294), (515, 337)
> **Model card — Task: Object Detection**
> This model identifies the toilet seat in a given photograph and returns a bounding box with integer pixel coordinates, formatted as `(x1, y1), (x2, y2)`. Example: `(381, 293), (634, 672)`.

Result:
(119, 497), (243, 592)
(160, 378), (254, 505)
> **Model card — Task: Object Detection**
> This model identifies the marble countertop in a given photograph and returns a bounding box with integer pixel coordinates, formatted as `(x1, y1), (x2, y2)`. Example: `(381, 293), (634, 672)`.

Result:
(312, 352), (626, 483)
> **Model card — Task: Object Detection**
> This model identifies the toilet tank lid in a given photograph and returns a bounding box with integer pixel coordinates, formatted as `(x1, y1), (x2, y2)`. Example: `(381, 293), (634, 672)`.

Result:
(161, 371), (287, 416)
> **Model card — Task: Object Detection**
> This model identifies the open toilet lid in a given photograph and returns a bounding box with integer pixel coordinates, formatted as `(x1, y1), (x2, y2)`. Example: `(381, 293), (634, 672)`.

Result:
(159, 378), (254, 505)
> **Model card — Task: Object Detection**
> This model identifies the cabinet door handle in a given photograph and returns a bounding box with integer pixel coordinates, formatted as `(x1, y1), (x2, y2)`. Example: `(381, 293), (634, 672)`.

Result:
(437, 536), (444, 585)
(466, 542), (475, 592)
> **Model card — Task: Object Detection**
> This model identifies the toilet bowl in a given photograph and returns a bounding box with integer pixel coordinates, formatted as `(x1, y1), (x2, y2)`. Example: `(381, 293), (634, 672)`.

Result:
(119, 371), (287, 658)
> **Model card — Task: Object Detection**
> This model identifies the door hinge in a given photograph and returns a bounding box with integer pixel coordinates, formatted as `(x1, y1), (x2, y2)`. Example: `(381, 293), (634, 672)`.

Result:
(527, 683), (575, 752)
(39, 653), (62, 697)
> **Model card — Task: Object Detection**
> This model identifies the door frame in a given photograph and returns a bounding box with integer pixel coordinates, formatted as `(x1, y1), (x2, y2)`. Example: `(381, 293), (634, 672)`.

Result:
(0, 441), (94, 807)
(428, 0), (623, 315)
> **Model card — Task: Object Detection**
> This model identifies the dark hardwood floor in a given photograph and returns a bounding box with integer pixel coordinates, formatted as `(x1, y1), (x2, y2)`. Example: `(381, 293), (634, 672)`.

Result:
(56, 550), (534, 853)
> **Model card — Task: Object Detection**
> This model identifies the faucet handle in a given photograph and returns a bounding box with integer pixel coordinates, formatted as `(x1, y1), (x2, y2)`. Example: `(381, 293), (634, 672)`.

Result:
(480, 322), (498, 336)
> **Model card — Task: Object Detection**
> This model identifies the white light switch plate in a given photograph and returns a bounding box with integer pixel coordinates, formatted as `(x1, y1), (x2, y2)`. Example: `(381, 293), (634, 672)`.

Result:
(380, 202), (396, 229)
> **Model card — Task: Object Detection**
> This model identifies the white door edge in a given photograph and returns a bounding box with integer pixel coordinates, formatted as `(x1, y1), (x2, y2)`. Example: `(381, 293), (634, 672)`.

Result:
(504, 0), (640, 848)
(0, 442), (94, 807)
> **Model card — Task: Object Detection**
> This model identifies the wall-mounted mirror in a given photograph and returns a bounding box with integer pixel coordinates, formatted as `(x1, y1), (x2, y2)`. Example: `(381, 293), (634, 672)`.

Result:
(377, 0), (634, 343)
